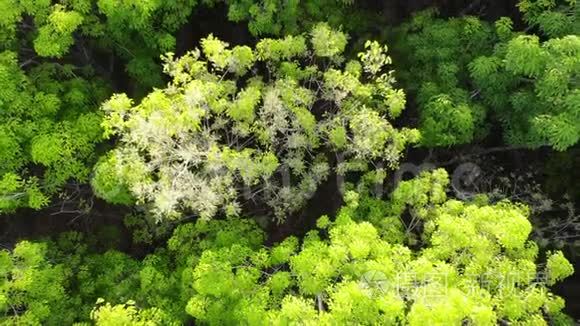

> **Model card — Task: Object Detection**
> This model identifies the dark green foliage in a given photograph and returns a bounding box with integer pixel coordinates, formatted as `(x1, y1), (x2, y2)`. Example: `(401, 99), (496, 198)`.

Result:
(226, 0), (373, 36)
(396, 4), (579, 150)
(395, 9), (493, 146)
(518, 0), (579, 37)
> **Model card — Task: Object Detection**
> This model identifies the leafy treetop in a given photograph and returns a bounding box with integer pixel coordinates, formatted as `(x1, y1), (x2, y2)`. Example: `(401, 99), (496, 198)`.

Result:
(3, 170), (574, 325)
(93, 23), (419, 222)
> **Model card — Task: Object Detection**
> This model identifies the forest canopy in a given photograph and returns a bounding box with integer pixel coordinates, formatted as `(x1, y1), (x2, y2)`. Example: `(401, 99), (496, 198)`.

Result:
(0, 0), (578, 325)
(92, 24), (417, 222)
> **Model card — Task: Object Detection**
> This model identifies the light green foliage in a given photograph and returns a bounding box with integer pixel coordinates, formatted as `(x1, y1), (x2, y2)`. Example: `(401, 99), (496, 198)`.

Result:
(358, 40), (392, 76)
(0, 0), (382, 213)
(73, 250), (141, 308)
(0, 241), (74, 325)
(90, 300), (179, 326)
(546, 251), (574, 285)
(0, 0), (114, 213)
(132, 217), (266, 321)
(0, 232), (171, 324)
(174, 169), (574, 325)
(166, 217), (265, 265)
(470, 32), (580, 150)
(310, 23), (348, 58)
(95, 25), (417, 222)
(0, 174), (47, 211)
(1, 171), (574, 325)
(34, 6), (84, 57)
(90, 153), (135, 206)
(201, 35), (256, 75)
(393, 168), (449, 206)
(85, 217), (266, 324)
(0, 1), (576, 325)
(36, 231), (149, 324)
(395, 9), (493, 146)
(1, 0), (200, 88)
(419, 94), (485, 147)
(0, 52), (108, 213)
(1, 0), (380, 89)
(255, 35), (308, 61)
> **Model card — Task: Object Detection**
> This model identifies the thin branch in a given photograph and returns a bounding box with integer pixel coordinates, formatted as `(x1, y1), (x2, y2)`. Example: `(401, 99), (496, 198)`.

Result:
(19, 58), (38, 69)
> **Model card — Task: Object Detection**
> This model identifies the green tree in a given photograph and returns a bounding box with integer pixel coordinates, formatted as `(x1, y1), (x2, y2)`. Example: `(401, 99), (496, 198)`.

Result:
(394, 9), (494, 147)
(178, 169), (575, 325)
(0, 0), (201, 89)
(226, 0), (373, 36)
(2, 170), (574, 325)
(518, 0), (579, 37)
(1, 0), (378, 91)
(0, 241), (75, 325)
(0, 53), (108, 213)
(93, 24), (419, 222)
(89, 299), (179, 326)
(395, 5), (579, 150)
(470, 26), (580, 150)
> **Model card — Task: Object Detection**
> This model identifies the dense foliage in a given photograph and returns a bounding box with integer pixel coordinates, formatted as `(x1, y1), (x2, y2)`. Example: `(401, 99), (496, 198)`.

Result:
(395, 1), (579, 149)
(1, 170), (575, 324)
(0, 0), (381, 213)
(395, 9), (493, 146)
(92, 24), (418, 222)
(0, 0), (373, 90)
(470, 27), (580, 150)
(0, 0), (578, 324)
(180, 170), (573, 325)
(0, 55), (108, 213)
